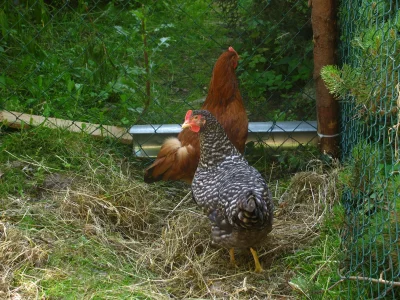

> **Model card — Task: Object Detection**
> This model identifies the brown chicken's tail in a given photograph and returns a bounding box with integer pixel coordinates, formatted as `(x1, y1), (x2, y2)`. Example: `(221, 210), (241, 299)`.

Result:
(143, 137), (196, 184)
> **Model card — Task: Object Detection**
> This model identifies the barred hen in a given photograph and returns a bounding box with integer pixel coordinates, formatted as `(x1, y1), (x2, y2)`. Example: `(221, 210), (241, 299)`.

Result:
(182, 109), (274, 272)
(144, 47), (248, 183)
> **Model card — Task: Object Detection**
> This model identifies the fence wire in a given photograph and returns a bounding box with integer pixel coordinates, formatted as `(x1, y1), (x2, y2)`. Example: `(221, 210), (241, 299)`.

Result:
(2, 1), (400, 298)
(337, 0), (400, 298)
(0, 0), (316, 166)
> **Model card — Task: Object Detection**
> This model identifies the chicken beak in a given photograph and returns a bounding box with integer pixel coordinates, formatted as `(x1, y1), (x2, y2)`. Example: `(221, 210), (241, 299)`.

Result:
(181, 122), (191, 129)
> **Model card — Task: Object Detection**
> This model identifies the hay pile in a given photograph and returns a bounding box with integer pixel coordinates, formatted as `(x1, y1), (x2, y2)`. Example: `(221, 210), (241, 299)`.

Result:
(1, 157), (341, 299)
(0, 219), (49, 299)
(130, 160), (341, 299)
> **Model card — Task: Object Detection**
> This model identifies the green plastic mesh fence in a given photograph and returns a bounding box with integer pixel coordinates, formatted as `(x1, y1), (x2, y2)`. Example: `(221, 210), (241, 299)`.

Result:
(0, 0), (316, 163)
(335, 0), (400, 298)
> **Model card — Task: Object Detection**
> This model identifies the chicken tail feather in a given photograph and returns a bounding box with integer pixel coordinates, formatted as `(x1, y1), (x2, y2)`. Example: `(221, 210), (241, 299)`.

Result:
(143, 137), (197, 183)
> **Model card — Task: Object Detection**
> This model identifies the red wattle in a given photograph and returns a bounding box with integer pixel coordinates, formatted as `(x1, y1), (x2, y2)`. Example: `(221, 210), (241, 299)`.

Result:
(191, 124), (200, 132)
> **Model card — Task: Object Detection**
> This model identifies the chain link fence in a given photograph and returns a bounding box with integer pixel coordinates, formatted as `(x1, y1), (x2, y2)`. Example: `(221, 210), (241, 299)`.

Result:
(334, 0), (400, 298)
(0, 0), (317, 171)
(2, 1), (399, 298)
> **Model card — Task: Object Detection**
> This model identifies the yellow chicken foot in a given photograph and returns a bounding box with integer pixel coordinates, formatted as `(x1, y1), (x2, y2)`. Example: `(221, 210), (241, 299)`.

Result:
(229, 248), (237, 267)
(250, 247), (263, 273)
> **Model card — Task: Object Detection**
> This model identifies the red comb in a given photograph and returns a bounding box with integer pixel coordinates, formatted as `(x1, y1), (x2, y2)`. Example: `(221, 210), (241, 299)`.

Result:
(185, 110), (193, 122)
(228, 46), (235, 52)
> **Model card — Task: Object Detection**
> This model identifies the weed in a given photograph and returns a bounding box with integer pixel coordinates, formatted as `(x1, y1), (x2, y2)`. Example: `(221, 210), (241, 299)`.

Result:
(0, 127), (342, 299)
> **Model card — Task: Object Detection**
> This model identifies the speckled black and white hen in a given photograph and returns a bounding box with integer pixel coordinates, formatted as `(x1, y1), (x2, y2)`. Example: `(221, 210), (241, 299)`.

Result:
(182, 109), (274, 272)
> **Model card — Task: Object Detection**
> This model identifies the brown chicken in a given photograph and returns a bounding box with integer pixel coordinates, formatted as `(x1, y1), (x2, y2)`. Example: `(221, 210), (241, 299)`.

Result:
(144, 47), (248, 183)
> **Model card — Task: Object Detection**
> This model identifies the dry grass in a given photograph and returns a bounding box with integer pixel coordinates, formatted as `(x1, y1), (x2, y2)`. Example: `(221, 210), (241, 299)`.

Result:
(0, 154), (341, 299)
(132, 160), (341, 299)
(0, 220), (49, 299)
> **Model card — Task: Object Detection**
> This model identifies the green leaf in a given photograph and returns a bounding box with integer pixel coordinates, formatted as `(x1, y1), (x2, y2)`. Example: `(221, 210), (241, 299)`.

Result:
(0, 9), (8, 39)
(67, 80), (75, 93)
(120, 117), (130, 125)
(131, 9), (144, 21)
(43, 104), (51, 117)
(0, 75), (5, 90)
(38, 75), (43, 90)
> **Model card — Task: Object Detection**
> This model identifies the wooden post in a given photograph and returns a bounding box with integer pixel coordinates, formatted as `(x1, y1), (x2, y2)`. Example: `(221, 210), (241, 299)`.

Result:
(0, 111), (133, 144)
(311, 0), (339, 157)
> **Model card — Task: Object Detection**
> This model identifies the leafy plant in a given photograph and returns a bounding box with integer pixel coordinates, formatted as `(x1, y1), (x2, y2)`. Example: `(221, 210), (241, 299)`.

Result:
(228, 0), (314, 121)
(337, 138), (400, 298)
(321, 7), (400, 114)
(1, 1), (235, 127)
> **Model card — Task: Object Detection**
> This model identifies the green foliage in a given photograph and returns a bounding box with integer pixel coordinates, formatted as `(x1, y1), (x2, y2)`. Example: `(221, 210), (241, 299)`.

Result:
(322, 4), (400, 113)
(334, 2), (400, 296)
(339, 139), (399, 214)
(245, 143), (320, 180)
(0, 126), (132, 198)
(4, 197), (151, 299)
(0, 8), (8, 39)
(29, 235), (147, 299)
(338, 141), (380, 199)
(1, 0), (314, 127)
(338, 139), (400, 298)
(0, 126), (162, 298)
(0, 126), (337, 298)
(285, 204), (347, 299)
(321, 64), (370, 104)
(0, 1), (224, 126)
(231, 0), (314, 121)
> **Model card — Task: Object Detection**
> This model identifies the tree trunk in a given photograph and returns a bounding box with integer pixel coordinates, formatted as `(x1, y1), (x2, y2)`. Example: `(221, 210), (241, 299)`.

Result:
(311, 0), (339, 157)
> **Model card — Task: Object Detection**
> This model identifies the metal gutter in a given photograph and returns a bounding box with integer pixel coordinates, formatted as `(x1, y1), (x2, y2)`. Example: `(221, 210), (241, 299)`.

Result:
(129, 121), (318, 157)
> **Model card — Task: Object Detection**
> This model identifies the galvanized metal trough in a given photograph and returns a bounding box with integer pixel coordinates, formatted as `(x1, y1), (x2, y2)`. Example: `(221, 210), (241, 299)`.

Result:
(129, 121), (318, 157)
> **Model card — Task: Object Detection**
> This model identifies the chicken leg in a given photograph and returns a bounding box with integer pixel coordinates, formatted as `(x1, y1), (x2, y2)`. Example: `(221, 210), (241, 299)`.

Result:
(229, 248), (237, 266)
(250, 247), (263, 273)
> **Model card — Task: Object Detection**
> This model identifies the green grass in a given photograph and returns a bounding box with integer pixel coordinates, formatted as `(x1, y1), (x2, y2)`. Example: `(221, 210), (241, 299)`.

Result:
(4, 125), (397, 300)
(10, 219), (151, 299)
(285, 204), (346, 299)
(0, 126), (344, 299)
(1, 1), (315, 127)
(28, 237), (146, 299)
(0, 126), (158, 298)
(0, 1), (231, 126)
(0, 125), (133, 199)
(245, 142), (323, 182)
